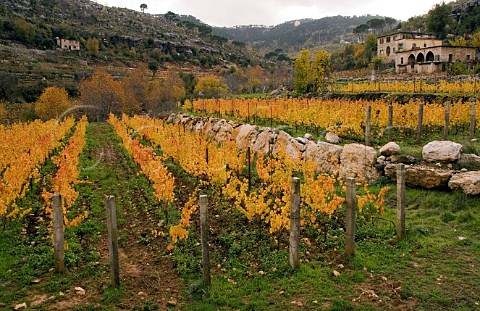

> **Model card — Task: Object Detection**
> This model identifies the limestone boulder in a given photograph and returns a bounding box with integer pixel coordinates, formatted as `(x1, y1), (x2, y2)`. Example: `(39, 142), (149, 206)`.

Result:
(385, 164), (453, 188)
(457, 153), (480, 168)
(325, 132), (340, 144)
(273, 131), (302, 160)
(304, 141), (343, 175)
(233, 124), (257, 149)
(215, 123), (233, 143)
(339, 143), (380, 182)
(411, 166), (452, 189)
(422, 141), (462, 163)
(251, 128), (276, 154)
(448, 171), (480, 195)
(304, 133), (313, 141)
(379, 142), (400, 156)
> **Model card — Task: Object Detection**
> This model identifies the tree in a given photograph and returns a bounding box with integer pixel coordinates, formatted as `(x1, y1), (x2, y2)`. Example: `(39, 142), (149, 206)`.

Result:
(194, 75), (229, 98)
(0, 72), (18, 101)
(121, 66), (149, 112)
(140, 3), (148, 13)
(86, 38), (100, 55)
(426, 2), (453, 40)
(34, 86), (72, 120)
(245, 65), (267, 93)
(145, 72), (186, 113)
(449, 37), (468, 47)
(80, 70), (139, 119)
(293, 49), (310, 94)
(148, 60), (159, 76)
(179, 72), (197, 95)
(293, 49), (331, 94)
(13, 18), (35, 44)
(470, 31), (480, 48)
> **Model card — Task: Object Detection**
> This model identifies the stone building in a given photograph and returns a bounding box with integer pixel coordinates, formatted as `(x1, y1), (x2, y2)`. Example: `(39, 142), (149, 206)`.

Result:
(377, 31), (476, 74)
(56, 38), (80, 51)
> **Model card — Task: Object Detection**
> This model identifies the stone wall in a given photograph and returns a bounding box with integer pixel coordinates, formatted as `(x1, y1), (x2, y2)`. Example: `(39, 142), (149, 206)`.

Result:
(166, 113), (480, 195)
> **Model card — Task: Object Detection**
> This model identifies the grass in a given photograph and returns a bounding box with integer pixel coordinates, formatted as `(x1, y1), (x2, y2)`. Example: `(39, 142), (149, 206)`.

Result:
(175, 184), (480, 310)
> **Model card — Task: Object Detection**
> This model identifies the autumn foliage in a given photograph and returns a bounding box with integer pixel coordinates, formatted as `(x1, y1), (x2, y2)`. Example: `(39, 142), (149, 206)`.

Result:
(35, 86), (73, 121)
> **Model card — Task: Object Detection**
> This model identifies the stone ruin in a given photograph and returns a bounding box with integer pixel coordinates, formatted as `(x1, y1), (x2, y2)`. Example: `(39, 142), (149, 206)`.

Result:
(167, 113), (480, 195)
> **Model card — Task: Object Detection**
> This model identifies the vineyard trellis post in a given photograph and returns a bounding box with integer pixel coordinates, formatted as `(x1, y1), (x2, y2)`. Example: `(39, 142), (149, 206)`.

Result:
(416, 103), (424, 144)
(106, 195), (120, 287)
(289, 177), (301, 269)
(52, 194), (65, 273)
(470, 99), (476, 139)
(396, 164), (406, 240)
(247, 147), (251, 193)
(444, 101), (450, 140)
(365, 105), (372, 146)
(199, 194), (211, 286)
(388, 104), (393, 142)
(345, 178), (356, 257)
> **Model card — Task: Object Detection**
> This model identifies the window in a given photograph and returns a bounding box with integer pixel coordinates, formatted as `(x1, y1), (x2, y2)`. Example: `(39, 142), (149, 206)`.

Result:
(424, 44), (427, 47)
(449, 54), (453, 62)
(401, 57), (404, 64)
(386, 37), (391, 43)
(467, 55), (471, 61)
(412, 43), (417, 49)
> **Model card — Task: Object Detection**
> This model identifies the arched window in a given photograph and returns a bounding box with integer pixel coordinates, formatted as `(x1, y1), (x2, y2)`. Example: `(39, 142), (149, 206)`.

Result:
(426, 51), (434, 62)
(386, 46), (391, 56)
(416, 53), (424, 63)
(408, 54), (415, 65)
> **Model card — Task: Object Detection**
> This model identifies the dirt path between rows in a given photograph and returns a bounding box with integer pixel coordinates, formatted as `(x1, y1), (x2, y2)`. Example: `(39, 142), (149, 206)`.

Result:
(48, 122), (184, 310)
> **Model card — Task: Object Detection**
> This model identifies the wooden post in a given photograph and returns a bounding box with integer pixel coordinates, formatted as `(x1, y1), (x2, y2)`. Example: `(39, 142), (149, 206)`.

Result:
(413, 77), (416, 93)
(289, 177), (301, 269)
(52, 194), (64, 273)
(365, 105), (372, 146)
(199, 195), (211, 286)
(470, 100), (476, 139)
(388, 104), (393, 142)
(444, 101), (450, 140)
(396, 164), (406, 240)
(345, 178), (356, 257)
(247, 147), (251, 193)
(106, 195), (120, 287)
(205, 146), (209, 165)
(416, 103), (424, 144)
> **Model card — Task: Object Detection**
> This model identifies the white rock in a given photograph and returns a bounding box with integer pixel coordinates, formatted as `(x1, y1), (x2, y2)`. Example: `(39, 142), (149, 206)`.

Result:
(325, 132), (340, 144)
(304, 141), (343, 175)
(379, 142), (400, 156)
(339, 143), (380, 182)
(448, 171), (480, 195)
(422, 141), (462, 163)
(304, 133), (313, 140)
(14, 303), (27, 310)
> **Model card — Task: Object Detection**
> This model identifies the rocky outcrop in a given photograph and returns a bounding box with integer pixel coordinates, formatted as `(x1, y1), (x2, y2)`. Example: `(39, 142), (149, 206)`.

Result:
(379, 142), (400, 156)
(304, 141), (343, 175)
(166, 113), (480, 194)
(457, 153), (480, 168)
(448, 171), (480, 195)
(422, 141), (462, 163)
(339, 144), (380, 182)
(325, 132), (340, 144)
(385, 164), (453, 189)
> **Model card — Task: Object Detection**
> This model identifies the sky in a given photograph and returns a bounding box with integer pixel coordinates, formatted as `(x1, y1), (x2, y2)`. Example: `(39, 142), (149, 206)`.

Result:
(100, 0), (444, 27)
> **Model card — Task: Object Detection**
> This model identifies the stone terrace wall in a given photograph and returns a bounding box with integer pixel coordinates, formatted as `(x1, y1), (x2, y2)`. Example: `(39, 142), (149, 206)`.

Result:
(167, 113), (480, 195)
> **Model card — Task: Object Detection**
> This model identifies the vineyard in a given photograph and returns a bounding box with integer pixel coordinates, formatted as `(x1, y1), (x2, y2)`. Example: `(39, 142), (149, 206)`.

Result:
(0, 109), (479, 310)
(186, 97), (479, 143)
